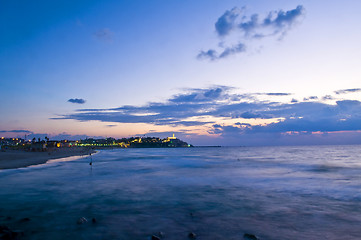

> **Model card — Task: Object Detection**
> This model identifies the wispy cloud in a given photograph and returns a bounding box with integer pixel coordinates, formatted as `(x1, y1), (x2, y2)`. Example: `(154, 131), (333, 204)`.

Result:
(47, 133), (104, 140)
(263, 92), (291, 96)
(196, 49), (218, 61)
(197, 43), (246, 60)
(322, 95), (334, 100)
(24, 133), (104, 141)
(94, 28), (114, 42)
(198, 5), (305, 60)
(68, 98), (86, 104)
(0, 130), (34, 139)
(197, 43), (246, 61)
(335, 88), (361, 95)
(0, 130), (32, 133)
(303, 96), (318, 101)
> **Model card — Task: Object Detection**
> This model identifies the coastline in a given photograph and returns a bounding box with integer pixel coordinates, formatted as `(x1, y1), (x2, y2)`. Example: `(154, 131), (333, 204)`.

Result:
(0, 147), (95, 170)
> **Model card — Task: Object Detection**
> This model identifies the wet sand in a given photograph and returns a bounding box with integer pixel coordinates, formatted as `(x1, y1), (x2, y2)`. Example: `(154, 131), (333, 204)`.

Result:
(0, 148), (95, 170)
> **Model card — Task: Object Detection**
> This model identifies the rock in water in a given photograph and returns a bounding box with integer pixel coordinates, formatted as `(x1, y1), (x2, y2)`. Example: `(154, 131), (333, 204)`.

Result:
(11, 230), (24, 239)
(0, 225), (24, 240)
(188, 232), (197, 239)
(151, 235), (160, 240)
(19, 217), (30, 223)
(244, 233), (259, 240)
(158, 232), (164, 238)
(77, 217), (88, 224)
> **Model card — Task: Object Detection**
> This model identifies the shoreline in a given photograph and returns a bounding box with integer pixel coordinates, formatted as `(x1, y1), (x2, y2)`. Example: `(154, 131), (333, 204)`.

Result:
(0, 147), (96, 170)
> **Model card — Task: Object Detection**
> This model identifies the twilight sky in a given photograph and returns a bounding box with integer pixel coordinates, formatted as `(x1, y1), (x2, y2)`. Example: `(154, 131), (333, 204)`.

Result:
(1, 0), (361, 146)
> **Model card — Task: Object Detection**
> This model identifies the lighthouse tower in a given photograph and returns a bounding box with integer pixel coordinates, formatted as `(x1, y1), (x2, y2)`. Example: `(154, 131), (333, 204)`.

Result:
(168, 133), (176, 140)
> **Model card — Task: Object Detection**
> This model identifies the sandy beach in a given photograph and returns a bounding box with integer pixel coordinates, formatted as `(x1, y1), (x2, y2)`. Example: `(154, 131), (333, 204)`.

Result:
(0, 148), (95, 170)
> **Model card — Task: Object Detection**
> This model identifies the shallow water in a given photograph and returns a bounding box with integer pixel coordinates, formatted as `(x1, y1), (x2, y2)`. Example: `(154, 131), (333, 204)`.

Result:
(1, 146), (361, 239)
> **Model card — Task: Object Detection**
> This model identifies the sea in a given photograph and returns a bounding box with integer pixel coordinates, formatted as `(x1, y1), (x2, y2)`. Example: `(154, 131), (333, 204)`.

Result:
(1, 145), (361, 240)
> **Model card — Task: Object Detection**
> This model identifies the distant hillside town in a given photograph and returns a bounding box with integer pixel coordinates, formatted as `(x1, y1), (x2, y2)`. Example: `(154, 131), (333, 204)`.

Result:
(0, 134), (192, 151)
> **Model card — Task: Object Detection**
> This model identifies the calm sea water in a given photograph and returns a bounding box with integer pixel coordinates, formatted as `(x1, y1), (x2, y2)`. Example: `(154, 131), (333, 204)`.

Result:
(1, 146), (361, 239)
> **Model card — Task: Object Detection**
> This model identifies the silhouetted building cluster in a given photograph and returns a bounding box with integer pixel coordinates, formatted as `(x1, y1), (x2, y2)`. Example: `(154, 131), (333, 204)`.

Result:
(0, 137), (26, 150)
(78, 134), (192, 148)
(0, 134), (192, 151)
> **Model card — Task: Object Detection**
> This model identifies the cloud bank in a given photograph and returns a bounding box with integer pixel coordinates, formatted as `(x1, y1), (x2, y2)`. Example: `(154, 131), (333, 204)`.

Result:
(198, 5), (305, 60)
(55, 86), (361, 145)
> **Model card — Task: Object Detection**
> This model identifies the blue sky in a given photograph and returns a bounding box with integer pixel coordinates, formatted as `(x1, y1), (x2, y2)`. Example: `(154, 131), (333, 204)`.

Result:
(1, 0), (361, 146)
